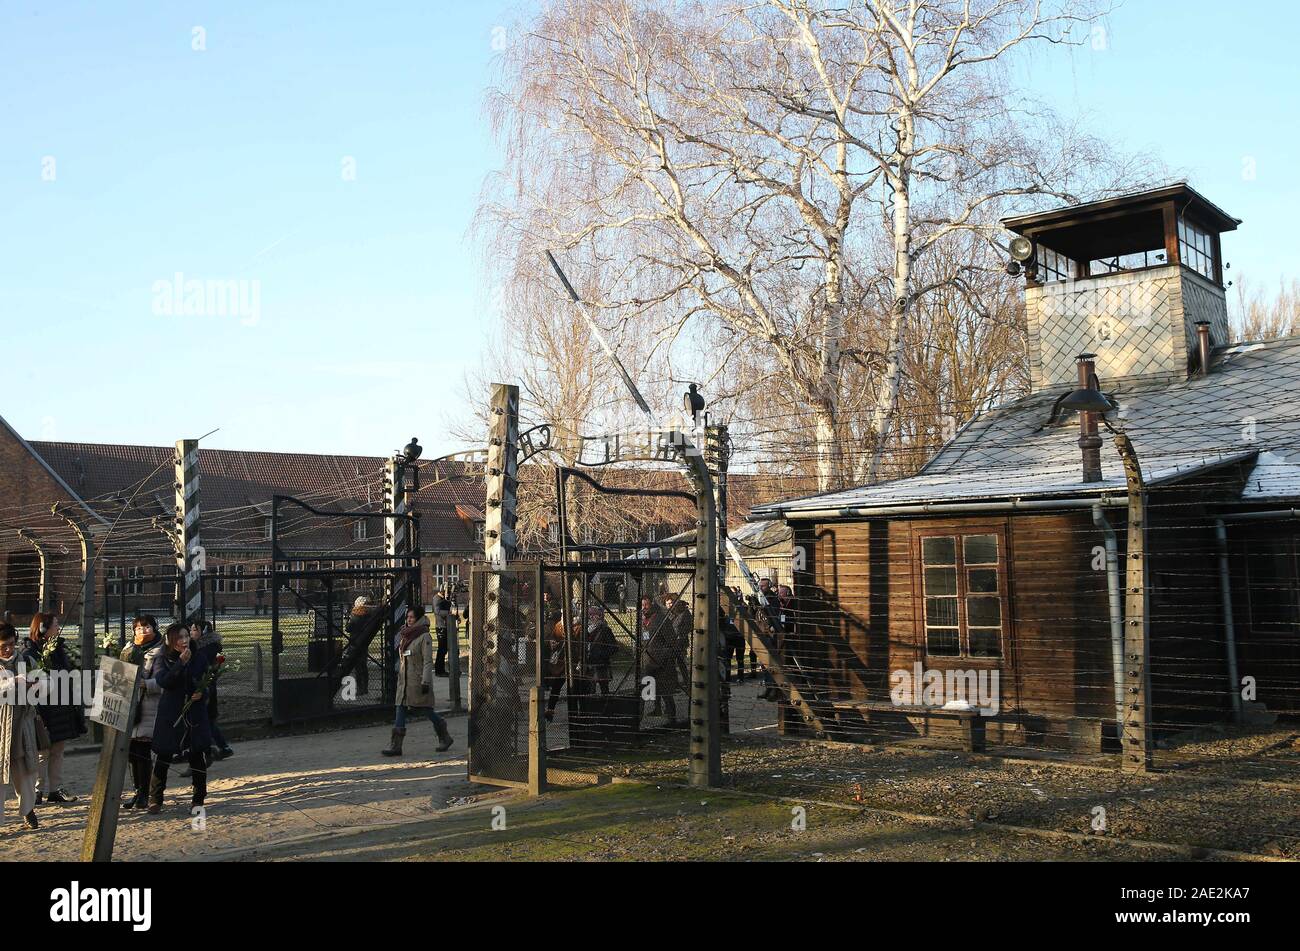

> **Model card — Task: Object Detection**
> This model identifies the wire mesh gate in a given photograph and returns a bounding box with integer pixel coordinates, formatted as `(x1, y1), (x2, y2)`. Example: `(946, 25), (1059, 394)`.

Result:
(468, 559), (701, 786)
(269, 494), (418, 724)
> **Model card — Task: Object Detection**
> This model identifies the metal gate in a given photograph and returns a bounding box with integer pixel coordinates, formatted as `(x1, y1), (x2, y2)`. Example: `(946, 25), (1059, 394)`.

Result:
(269, 494), (420, 724)
(468, 557), (702, 786)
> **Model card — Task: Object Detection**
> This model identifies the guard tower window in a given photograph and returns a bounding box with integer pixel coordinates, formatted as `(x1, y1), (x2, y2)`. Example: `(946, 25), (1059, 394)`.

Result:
(1178, 217), (1216, 281)
(1089, 247), (1167, 275)
(1038, 246), (1072, 283)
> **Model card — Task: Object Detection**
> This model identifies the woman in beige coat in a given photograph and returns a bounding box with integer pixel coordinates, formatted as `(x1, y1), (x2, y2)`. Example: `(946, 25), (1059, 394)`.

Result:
(1, 623), (40, 829)
(380, 606), (453, 756)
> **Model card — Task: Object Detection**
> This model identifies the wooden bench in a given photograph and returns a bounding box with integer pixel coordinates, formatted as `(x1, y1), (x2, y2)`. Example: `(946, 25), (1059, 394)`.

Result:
(829, 700), (1000, 752)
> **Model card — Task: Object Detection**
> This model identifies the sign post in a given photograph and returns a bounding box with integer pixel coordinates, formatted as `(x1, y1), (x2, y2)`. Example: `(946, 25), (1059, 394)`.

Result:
(80, 656), (141, 863)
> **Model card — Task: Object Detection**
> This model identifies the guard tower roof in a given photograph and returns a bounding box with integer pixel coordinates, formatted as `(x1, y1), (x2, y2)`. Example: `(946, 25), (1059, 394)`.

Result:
(1001, 183), (1239, 262)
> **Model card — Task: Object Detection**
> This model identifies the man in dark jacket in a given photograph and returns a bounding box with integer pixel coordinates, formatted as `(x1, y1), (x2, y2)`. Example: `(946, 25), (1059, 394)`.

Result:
(433, 589), (456, 677)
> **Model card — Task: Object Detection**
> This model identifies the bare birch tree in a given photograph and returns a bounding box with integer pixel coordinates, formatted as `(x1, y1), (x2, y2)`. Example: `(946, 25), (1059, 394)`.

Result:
(1233, 277), (1300, 342)
(478, 0), (1142, 492)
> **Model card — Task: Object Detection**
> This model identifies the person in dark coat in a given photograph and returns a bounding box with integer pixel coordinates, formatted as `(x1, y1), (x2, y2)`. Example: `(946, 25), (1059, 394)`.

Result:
(721, 598), (746, 682)
(648, 593), (691, 725)
(190, 620), (233, 760)
(339, 596), (382, 695)
(21, 613), (85, 804)
(640, 596), (671, 716)
(542, 602), (567, 722)
(433, 589), (455, 677)
(584, 605), (616, 696)
(148, 622), (212, 814)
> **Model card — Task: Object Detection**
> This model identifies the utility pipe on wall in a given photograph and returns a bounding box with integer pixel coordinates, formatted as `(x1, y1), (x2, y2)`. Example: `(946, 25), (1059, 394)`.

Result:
(1092, 505), (1126, 729)
(1213, 519), (1244, 722)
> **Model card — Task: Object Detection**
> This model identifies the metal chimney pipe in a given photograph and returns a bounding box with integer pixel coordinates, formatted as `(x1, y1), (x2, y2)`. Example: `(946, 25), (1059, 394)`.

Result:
(1076, 353), (1104, 484)
(1195, 320), (1213, 376)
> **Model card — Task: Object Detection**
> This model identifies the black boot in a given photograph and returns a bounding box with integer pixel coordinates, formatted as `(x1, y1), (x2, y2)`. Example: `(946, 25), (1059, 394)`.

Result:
(124, 756), (150, 809)
(146, 771), (166, 814)
(434, 720), (453, 752)
(381, 729), (405, 757)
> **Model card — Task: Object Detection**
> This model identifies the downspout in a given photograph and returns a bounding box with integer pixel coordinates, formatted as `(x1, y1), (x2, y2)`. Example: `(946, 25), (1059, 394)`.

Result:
(1092, 505), (1125, 728)
(1213, 519), (1244, 722)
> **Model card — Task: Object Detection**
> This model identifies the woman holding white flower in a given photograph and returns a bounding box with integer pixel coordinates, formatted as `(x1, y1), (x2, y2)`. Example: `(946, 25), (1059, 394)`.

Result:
(21, 613), (85, 805)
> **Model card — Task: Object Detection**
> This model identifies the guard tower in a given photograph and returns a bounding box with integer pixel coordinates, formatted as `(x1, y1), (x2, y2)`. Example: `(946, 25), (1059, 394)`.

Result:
(1002, 183), (1241, 392)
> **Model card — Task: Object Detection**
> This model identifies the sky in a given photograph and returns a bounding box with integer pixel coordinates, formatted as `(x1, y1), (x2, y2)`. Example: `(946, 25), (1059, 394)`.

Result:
(1, 0), (1297, 459)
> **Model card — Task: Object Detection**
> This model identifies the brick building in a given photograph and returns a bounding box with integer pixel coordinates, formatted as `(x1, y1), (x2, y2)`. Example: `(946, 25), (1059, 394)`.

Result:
(0, 416), (485, 623)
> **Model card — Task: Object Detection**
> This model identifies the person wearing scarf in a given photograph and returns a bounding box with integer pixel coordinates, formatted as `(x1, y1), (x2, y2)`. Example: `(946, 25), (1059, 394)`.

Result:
(120, 615), (165, 810)
(147, 622), (211, 814)
(380, 605), (452, 757)
(21, 613), (85, 805)
(1, 623), (40, 830)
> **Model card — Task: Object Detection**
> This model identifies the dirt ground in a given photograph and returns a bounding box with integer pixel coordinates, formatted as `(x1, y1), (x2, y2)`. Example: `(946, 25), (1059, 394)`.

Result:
(250, 780), (1195, 862)
(0, 715), (481, 861)
(597, 730), (1300, 860)
(4, 674), (1296, 861)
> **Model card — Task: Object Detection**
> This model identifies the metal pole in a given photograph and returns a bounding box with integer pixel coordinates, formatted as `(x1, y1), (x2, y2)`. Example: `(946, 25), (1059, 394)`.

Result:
(1213, 519), (1244, 722)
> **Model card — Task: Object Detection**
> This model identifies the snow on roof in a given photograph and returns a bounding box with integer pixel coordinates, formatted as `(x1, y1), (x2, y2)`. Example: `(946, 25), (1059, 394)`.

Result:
(757, 334), (1300, 518)
(760, 450), (1257, 516)
(1241, 450), (1300, 500)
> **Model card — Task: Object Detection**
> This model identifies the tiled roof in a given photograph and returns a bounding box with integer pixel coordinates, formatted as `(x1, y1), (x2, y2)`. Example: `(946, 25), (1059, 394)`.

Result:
(28, 441), (486, 556)
(24, 439), (780, 557)
(756, 336), (1300, 517)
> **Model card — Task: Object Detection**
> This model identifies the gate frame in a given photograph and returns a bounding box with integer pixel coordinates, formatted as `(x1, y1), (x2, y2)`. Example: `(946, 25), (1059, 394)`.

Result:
(268, 493), (421, 725)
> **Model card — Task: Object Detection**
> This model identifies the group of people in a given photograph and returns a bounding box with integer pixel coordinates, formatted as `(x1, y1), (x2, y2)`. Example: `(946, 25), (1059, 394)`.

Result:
(541, 593), (622, 723)
(748, 577), (794, 701)
(1, 610), (233, 831)
(529, 577), (798, 727)
(119, 616), (234, 817)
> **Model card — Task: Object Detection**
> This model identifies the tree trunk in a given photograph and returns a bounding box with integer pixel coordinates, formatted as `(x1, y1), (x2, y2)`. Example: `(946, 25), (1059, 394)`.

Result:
(817, 234), (846, 492)
(867, 115), (914, 483)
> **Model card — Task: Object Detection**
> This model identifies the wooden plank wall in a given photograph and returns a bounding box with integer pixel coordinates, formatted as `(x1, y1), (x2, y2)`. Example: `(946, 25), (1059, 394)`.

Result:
(794, 511), (1117, 749)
